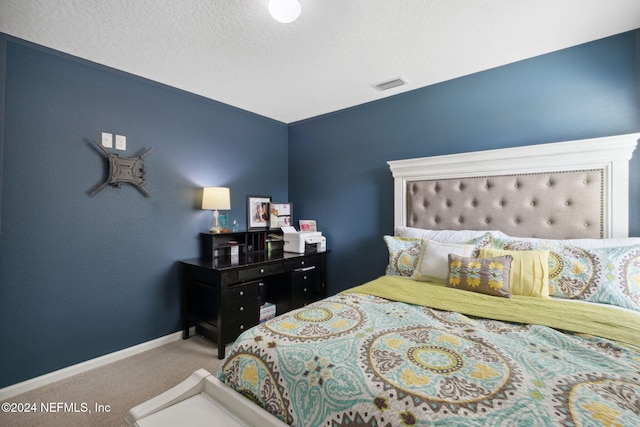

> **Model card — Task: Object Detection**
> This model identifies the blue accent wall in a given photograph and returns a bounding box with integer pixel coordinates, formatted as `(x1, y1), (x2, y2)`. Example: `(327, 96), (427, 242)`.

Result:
(0, 35), (288, 387)
(1, 29), (639, 388)
(289, 30), (640, 295)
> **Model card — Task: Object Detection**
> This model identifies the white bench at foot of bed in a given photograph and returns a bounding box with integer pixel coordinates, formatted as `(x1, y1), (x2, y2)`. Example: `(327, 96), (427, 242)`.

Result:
(125, 369), (289, 427)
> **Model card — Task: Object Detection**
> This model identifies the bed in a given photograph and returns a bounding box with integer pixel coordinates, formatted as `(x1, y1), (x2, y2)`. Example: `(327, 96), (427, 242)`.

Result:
(215, 133), (640, 426)
(128, 133), (640, 426)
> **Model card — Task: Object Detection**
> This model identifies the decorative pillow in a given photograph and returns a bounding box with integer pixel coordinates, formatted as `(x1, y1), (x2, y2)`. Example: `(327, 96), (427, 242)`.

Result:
(446, 254), (513, 298)
(383, 236), (421, 277)
(468, 232), (494, 249)
(576, 245), (640, 312)
(492, 238), (596, 299)
(411, 240), (476, 283)
(479, 248), (550, 297)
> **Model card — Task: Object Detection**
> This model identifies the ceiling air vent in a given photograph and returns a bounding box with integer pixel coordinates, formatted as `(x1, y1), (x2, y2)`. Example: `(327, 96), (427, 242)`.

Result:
(372, 77), (407, 91)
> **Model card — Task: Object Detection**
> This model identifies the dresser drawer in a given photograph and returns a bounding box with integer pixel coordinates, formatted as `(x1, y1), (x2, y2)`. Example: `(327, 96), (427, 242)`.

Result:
(226, 298), (260, 321)
(237, 263), (284, 281)
(291, 267), (317, 287)
(227, 281), (259, 302)
(291, 268), (320, 309)
(292, 282), (315, 300)
(223, 314), (259, 343)
(285, 255), (321, 271)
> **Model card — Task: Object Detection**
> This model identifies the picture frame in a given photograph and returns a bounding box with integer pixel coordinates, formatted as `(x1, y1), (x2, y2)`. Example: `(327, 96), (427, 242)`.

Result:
(299, 219), (317, 232)
(247, 195), (271, 230)
(269, 203), (293, 230)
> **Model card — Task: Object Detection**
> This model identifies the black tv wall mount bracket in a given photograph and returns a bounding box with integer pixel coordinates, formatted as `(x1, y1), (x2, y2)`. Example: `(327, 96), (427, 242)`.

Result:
(89, 139), (154, 197)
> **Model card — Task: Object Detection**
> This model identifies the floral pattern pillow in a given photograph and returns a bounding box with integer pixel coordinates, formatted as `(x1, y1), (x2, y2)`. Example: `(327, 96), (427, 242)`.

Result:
(384, 236), (421, 276)
(493, 237), (640, 311)
(446, 254), (513, 298)
(586, 245), (640, 311)
(493, 237), (593, 298)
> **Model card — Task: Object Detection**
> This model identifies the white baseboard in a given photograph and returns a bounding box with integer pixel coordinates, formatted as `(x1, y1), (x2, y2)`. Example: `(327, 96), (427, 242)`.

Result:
(0, 327), (196, 400)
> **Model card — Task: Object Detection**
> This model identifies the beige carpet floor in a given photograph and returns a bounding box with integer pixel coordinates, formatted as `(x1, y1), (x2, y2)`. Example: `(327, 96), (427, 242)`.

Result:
(1, 335), (227, 427)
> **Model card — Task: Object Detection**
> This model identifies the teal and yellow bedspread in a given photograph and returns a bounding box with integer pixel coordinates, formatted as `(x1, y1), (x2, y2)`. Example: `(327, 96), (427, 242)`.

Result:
(217, 276), (640, 426)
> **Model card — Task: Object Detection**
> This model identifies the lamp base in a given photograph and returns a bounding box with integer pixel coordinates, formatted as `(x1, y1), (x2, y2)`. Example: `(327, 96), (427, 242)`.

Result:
(210, 210), (222, 233)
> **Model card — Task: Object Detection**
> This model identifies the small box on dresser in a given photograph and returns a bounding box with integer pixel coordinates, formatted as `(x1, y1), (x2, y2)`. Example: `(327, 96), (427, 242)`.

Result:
(259, 302), (276, 323)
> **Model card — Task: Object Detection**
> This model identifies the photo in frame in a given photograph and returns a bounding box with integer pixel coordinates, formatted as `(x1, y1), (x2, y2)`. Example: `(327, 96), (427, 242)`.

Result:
(299, 220), (317, 232)
(269, 203), (293, 229)
(247, 195), (271, 230)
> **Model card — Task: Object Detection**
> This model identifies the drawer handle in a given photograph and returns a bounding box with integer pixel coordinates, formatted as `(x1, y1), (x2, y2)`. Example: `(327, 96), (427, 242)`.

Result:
(260, 268), (265, 273)
(301, 261), (305, 265)
(240, 325), (244, 330)
(239, 306), (244, 311)
(239, 291), (244, 296)
(303, 275), (307, 280)
(303, 288), (307, 292)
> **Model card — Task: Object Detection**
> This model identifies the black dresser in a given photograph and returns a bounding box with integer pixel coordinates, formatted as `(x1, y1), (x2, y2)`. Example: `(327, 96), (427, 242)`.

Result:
(180, 231), (328, 358)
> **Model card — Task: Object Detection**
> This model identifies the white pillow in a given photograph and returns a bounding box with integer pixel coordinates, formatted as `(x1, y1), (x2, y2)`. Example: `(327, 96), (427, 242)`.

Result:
(411, 240), (476, 283)
(395, 226), (508, 243)
(395, 226), (640, 250)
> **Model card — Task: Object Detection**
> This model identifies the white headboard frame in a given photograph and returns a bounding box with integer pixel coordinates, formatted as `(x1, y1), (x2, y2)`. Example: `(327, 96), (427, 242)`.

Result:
(388, 133), (639, 238)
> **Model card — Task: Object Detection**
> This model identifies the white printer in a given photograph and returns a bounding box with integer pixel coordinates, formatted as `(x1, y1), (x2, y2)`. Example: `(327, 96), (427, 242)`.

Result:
(282, 226), (326, 254)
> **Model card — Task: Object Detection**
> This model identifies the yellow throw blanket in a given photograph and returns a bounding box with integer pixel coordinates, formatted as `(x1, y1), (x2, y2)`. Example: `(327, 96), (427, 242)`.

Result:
(344, 275), (640, 348)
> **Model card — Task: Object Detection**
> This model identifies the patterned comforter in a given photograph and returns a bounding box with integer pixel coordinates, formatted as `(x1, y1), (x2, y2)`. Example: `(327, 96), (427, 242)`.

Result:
(217, 276), (640, 426)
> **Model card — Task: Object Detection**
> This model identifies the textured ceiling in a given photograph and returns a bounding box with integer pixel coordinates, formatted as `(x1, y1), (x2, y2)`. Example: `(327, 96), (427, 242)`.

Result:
(1, 1), (640, 123)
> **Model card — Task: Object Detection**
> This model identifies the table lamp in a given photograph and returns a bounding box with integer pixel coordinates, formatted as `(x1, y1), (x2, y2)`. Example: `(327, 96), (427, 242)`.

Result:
(202, 187), (231, 233)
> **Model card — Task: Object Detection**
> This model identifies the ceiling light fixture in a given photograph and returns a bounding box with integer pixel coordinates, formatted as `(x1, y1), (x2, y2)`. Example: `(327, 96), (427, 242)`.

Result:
(268, 0), (301, 23)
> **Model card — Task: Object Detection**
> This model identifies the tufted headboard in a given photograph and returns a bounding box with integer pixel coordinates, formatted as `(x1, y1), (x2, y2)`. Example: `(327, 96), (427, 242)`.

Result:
(388, 133), (639, 239)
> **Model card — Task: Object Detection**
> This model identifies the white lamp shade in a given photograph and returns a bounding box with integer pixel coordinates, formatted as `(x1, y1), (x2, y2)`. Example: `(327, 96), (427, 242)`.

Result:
(268, 0), (301, 23)
(202, 187), (231, 210)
